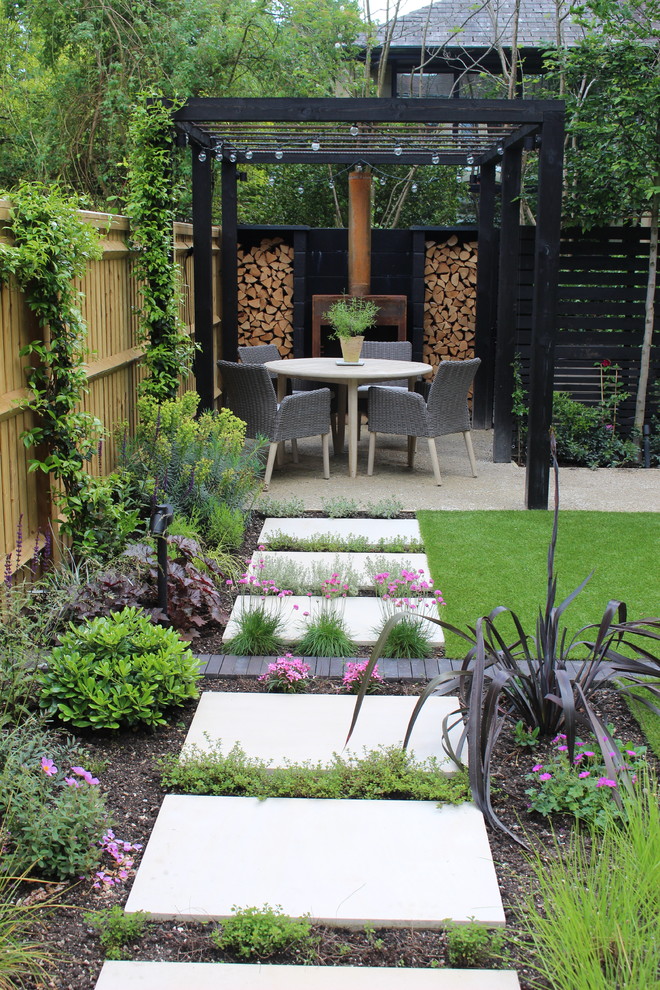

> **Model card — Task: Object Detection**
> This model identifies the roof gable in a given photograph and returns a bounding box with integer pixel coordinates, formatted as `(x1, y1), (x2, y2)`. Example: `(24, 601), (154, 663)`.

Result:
(377, 0), (588, 49)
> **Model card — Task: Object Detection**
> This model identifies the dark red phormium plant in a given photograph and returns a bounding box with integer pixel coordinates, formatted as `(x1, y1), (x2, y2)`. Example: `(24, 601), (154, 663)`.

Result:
(348, 435), (660, 842)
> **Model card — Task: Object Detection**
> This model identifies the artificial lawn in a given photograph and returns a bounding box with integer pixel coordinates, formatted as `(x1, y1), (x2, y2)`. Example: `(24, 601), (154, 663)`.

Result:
(417, 510), (660, 660)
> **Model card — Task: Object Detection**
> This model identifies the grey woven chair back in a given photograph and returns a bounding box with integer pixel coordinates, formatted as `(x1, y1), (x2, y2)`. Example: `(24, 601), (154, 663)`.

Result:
(218, 361), (277, 439)
(362, 340), (412, 388)
(237, 343), (280, 366)
(427, 358), (481, 436)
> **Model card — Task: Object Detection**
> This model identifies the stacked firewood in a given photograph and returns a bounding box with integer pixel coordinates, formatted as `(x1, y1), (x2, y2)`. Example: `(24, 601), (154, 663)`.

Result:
(423, 236), (477, 369)
(237, 237), (294, 356)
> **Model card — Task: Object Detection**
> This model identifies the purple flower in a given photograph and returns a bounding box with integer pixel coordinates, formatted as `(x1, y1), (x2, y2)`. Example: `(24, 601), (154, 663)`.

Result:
(40, 757), (57, 776)
(579, 771), (590, 778)
(539, 773), (552, 782)
(596, 777), (617, 788)
(532, 764), (543, 773)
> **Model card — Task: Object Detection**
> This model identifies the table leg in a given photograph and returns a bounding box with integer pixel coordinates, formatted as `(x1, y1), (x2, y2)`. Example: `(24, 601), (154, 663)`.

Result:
(348, 379), (359, 478)
(334, 385), (346, 456)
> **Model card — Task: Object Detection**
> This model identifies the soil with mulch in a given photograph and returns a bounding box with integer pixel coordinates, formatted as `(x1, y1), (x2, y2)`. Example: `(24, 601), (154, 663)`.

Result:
(23, 684), (651, 990)
(18, 513), (656, 988)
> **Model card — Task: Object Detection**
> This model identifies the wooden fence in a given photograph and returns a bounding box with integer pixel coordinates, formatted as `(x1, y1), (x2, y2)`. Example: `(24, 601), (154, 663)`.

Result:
(0, 202), (220, 568)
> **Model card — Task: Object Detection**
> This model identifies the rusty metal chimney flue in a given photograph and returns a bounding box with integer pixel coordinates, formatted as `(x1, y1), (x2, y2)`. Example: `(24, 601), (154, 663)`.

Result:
(348, 170), (372, 297)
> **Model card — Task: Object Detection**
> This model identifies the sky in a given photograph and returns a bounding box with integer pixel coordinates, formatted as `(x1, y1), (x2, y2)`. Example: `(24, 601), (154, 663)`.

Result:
(361, 0), (426, 25)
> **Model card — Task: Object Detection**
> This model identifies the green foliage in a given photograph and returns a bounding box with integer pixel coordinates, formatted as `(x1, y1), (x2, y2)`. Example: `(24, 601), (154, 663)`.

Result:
(321, 496), (361, 518)
(0, 862), (55, 988)
(617, 678), (660, 758)
(323, 296), (379, 339)
(39, 606), (201, 730)
(256, 496), (305, 518)
(552, 391), (637, 468)
(445, 921), (505, 969)
(211, 904), (313, 961)
(161, 742), (470, 803)
(525, 734), (648, 830)
(515, 766), (660, 989)
(263, 532), (424, 553)
(84, 906), (150, 960)
(0, 182), (138, 559)
(224, 606), (286, 657)
(512, 721), (540, 750)
(252, 555), (360, 597)
(0, 717), (108, 880)
(379, 616), (433, 659)
(119, 391), (261, 540)
(295, 609), (356, 658)
(370, 497), (404, 519)
(125, 97), (195, 400)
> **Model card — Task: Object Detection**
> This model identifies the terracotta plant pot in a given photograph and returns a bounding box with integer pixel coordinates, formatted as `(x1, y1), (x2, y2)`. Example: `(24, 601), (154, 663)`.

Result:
(340, 335), (364, 364)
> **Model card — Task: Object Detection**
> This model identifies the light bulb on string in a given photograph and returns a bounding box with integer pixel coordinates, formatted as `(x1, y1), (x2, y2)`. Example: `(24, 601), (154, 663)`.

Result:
(297, 186), (304, 195)
(394, 146), (402, 156)
(197, 150), (207, 163)
(228, 153), (237, 163)
(350, 125), (359, 136)
(354, 163), (363, 172)
(329, 180), (335, 189)
(275, 149), (283, 160)
(311, 140), (320, 151)
(245, 150), (253, 160)
(268, 176), (275, 186)
(411, 182), (418, 193)
(466, 155), (474, 165)
(380, 177), (386, 185)
(431, 153), (439, 165)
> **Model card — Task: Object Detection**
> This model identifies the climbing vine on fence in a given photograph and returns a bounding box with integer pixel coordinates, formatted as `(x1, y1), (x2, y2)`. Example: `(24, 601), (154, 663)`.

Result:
(0, 182), (136, 559)
(125, 96), (195, 402)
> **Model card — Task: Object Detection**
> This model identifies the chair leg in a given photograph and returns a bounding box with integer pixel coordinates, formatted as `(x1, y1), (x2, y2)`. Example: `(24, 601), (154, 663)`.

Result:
(322, 432), (330, 479)
(264, 442), (279, 488)
(291, 438), (299, 464)
(367, 432), (376, 476)
(407, 435), (417, 469)
(464, 431), (478, 477)
(427, 437), (442, 485)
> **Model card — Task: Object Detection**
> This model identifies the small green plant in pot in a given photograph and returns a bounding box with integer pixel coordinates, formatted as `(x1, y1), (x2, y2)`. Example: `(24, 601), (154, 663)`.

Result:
(324, 296), (379, 363)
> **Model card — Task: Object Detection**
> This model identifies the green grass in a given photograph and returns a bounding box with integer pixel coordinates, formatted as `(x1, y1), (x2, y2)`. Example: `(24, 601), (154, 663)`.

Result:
(417, 511), (660, 659)
(617, 680), (660, 758)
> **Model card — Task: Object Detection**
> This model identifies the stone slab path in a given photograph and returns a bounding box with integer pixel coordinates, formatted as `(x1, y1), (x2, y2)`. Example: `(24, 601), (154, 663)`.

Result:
(182, 692), (464, 771)
(222, 596), (444, 648)
(124, 796), (505, 927)
(95, 961), (521, 988)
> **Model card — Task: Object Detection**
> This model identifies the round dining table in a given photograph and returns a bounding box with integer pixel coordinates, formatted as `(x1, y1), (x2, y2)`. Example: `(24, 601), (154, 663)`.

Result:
(264, 356), (433, 478)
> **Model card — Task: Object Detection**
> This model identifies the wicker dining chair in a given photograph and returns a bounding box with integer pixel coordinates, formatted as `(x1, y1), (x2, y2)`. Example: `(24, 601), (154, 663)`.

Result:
(366, 357), (481, 485)
(217, 360), (331, 488)
(237, 343), (280, 379)
(355, 340), (414, 439)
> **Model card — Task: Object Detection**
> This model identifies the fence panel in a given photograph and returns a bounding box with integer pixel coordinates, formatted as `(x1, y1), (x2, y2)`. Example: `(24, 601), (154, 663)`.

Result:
(0, 202), (220, 567)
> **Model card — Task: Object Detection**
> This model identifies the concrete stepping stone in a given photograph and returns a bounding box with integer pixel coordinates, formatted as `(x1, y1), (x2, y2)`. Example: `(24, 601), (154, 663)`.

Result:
(125, 796), (505, 927)
(182, 692), (464, 772)
(222, 596), (443, 648)
(247, 551), (430, 591)
(95, 961), (521, 989)
(258, 517), (422, 545)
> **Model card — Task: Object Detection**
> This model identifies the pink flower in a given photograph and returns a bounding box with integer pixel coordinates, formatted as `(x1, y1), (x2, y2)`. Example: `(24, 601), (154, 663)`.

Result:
(532, 764), (543, 772)
(539, 773), (552, 781)
(64, 777), (81, 788)
(40, 757), (57, 776)
(596, 777), (617, 788)
(579, 771), (590, 778)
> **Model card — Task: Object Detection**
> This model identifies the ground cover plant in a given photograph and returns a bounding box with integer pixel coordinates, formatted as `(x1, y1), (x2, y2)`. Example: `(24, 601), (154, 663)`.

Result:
(418, 509), (659, 659)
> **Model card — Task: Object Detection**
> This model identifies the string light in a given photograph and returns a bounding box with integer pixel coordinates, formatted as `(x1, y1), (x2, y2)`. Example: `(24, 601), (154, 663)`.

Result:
(394, 146), (402, 156)
(311, 140), (320, 151)
(245, 150), (253, 160)
(349, 125), (359, 136)
(275, 149), (283, 160)
(297, 185), (304, 194)
(197, 150), (207, 163)
(228, 152), (237, 163)
(431, 154), (440, 164)
(411, 182), (418, 193)
(466, 155), (474, 165)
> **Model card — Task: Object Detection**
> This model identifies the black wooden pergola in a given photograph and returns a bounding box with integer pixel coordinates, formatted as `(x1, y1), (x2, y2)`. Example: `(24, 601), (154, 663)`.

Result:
(172, 97), (565, 509)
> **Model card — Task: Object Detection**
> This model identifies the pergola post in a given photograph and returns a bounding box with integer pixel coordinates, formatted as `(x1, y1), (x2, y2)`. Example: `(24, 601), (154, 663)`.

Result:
(191, 142), (214, 411)
(220, 160), (239, 368)
(473, 162), (497, 429)
(526, 110), (565, 509)
(492, 143), (522, 462)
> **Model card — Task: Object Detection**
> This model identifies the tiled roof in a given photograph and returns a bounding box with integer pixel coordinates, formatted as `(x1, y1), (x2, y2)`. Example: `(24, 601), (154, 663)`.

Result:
(377, 0), (588, 48)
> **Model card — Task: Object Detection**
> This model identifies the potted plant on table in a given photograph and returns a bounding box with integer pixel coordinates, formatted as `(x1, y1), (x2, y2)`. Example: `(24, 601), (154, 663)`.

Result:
(324, 296), (379, 364)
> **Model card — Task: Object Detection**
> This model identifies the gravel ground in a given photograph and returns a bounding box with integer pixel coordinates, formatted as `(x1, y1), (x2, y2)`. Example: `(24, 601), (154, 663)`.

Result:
(261, 429), (660, 512)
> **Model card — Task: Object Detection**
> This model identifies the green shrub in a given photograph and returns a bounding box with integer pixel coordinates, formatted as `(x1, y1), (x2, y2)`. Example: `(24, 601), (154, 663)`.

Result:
(211, 904), (313, 960)
(552, 391), (638, 467)
(0, 718), (108, 880)
(84, 905), (150, 960)
(207, 502), (246, 550)
(119, 392), (262, 542)
(39, 607), (201, 730)
(445, 921), (505, 968)
(256, 496), (305, 517)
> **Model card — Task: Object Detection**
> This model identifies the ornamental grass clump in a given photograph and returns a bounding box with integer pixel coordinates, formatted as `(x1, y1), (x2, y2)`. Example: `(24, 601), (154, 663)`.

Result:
(39, 606), (201, 731)
(294, 573), (357, 657)
(373, 567), (444, 659)
(224, 570), (290, 655)
(348, 435), (660, 842)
